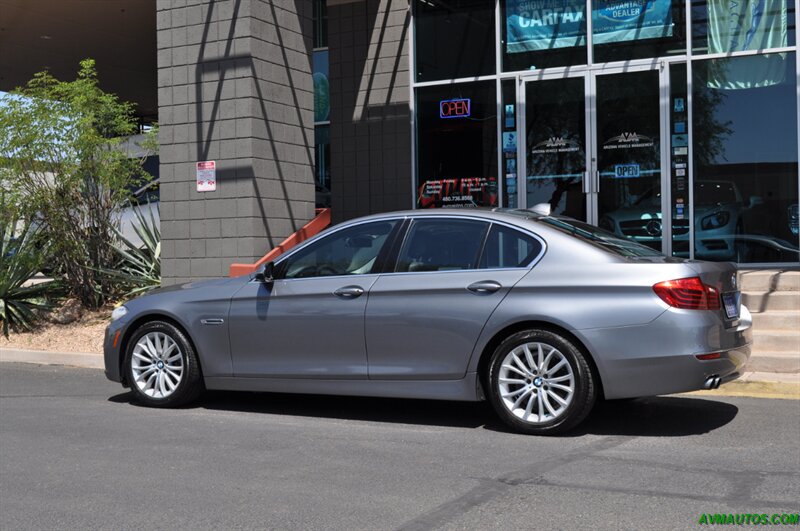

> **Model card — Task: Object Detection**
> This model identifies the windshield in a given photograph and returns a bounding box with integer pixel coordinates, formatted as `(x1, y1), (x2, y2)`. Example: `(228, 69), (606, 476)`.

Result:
(538, 217), (664, 258)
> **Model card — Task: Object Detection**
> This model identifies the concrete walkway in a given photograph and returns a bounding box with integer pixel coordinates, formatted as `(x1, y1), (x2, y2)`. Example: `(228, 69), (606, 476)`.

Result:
(1, 346), (797, 400)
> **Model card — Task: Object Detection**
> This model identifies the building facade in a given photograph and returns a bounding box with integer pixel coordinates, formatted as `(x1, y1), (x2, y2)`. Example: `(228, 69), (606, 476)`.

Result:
(154, 0), (800, 284)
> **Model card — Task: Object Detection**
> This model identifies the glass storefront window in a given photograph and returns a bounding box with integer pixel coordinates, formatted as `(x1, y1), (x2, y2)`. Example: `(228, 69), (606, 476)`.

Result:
(502, 0), (588, 71)
(315, 125), (330, 207)
(592, 0), (686, 63)
(501, 79), (518, 208)
(692, 0), (795, 55)
(414, 0), (496, 82)
(669, 63), (690, 258)
(416, 81), (498, 208)
(313, 0), (328, 49)
(313, 1), (329, 208)
(313, 50), (330, 123)
(692, 52), (799, 263)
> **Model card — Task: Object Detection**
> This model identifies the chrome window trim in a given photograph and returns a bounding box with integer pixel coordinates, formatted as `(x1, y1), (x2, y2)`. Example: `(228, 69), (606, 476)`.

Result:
(248, 216), (409, 284)
(251, 214), (548, 283)
(390, 214), (548, 275)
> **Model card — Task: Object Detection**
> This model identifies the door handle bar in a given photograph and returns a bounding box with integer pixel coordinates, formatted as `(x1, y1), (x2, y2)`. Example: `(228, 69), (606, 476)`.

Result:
(334, 286), (365, 298)
(467, 280), (502, 294)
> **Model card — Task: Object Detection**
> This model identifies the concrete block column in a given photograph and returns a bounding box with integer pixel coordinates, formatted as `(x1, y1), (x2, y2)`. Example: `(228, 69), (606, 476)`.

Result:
(157, 0), (315, 284)
(328, 0), (412, 223)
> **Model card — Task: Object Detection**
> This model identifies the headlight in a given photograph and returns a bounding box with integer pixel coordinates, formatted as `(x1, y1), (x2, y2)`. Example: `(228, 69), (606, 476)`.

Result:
(701, 211), (730, 230)
(111, 306), (128, 322)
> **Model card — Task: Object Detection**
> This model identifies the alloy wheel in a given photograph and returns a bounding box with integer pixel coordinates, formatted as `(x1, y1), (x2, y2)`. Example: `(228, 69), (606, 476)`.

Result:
(130, 331), (185, 399)
(497, 342), (575, 424)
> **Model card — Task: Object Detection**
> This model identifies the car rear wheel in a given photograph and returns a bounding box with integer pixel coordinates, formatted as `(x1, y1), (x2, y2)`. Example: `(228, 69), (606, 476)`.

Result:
(487, 329), (596, 435)
(125, 321), (203, 407)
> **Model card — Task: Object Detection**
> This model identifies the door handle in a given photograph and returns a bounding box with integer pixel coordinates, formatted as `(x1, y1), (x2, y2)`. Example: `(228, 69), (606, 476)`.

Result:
(333, 285), (365, 299)
(467, 280), (502, 294)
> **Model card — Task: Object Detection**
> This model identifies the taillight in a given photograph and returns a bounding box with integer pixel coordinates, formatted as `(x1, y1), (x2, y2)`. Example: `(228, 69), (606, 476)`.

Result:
(653, 277), (721, 310)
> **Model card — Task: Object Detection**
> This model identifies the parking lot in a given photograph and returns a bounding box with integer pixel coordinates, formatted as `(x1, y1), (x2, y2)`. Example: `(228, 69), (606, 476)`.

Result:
(1, 363), (798, 530)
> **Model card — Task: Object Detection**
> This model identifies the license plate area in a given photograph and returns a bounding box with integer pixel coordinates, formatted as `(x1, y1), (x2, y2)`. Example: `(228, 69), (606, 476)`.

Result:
(722, 291), (741, 319)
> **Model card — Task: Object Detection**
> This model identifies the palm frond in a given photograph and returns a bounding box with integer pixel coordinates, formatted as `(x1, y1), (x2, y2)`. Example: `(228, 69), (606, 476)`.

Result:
(0, 201), (61, 337)
(96, 200), (161, 300)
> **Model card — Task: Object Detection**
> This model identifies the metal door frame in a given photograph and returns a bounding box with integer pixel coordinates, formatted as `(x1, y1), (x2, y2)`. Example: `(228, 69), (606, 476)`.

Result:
(519, 62), (671, 255)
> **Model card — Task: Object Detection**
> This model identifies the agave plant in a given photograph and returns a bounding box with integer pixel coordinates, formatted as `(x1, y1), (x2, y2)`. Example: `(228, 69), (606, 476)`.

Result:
(101, 201), (161, 300)
(0, 213), (59, 337)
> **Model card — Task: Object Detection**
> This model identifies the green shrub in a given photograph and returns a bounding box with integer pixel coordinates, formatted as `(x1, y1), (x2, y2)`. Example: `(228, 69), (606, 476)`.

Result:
(0, 59), (157, 309)
(100, 201), (161, 300)
(0, 211), (61, 337)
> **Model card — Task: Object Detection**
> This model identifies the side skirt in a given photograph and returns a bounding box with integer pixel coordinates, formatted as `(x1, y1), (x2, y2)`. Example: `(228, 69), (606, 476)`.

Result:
(204, 372), (481, 402)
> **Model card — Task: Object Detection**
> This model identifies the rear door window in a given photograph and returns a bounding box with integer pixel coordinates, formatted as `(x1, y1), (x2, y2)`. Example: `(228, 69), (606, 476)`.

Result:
(479, 224), (542, 269)
(396, 219), (489, 272)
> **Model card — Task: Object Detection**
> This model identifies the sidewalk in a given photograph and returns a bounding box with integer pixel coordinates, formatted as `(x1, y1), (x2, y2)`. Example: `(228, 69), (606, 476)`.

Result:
(0, 347), (104, 369)
(1, 347), (798, 400)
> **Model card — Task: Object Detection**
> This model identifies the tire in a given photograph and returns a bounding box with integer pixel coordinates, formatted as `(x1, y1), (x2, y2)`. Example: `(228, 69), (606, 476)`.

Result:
(124, 320), (204, 407)
(486, 329), (596, 435)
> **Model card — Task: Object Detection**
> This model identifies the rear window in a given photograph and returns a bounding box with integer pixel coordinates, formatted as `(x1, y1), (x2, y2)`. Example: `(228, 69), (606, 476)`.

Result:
(539, 217), (663, 258)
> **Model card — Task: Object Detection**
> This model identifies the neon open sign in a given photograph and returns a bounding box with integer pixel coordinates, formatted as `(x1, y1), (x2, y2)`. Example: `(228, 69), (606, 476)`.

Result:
(440, 98), (471, 119)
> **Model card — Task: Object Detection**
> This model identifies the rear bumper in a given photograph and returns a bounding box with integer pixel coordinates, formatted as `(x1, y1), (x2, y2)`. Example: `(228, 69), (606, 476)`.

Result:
(576, 305), (752, 400)
(599, 344), (750, 399)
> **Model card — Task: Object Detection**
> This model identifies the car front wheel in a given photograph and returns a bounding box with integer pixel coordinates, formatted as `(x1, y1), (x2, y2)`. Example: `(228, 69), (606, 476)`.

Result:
(487, 329), (596, 435)
(125, 320), (204, 407)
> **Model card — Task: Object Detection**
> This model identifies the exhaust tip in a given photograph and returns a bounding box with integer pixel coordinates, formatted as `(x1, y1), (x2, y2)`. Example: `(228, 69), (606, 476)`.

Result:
(704, 375), (721, 390)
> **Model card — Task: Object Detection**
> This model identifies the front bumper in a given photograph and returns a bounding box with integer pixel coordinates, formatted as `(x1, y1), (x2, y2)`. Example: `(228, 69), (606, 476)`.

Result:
(103, 318), (129, 383)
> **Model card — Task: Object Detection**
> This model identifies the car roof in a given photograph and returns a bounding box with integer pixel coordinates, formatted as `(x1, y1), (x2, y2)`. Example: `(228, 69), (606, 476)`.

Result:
(351, 207), (539, 223)
(345, 208), (565, 236)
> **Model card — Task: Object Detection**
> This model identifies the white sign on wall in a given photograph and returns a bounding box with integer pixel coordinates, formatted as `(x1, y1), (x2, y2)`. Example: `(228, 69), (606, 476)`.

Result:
(196, 161), (216, 192)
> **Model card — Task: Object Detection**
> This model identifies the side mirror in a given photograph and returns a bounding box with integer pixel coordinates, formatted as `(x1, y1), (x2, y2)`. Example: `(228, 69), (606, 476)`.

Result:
(254, 261), (275, 285)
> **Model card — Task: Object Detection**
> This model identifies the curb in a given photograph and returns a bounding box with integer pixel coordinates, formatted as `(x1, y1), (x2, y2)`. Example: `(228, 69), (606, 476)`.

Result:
(682, 379), (800, 400)
(0, 348), (104, 370)
(2, 348), (798, 400)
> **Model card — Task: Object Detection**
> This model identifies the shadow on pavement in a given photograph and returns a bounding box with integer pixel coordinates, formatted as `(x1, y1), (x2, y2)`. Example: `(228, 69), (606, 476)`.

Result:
(575, 396), (739, 437)
(110, 390), (738, 437)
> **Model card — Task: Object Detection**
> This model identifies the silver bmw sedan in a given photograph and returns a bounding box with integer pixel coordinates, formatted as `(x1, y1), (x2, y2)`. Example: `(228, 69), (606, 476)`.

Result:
(104, 209), (752, 435)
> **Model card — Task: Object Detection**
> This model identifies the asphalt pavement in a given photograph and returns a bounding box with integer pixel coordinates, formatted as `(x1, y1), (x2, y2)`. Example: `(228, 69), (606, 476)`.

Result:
(1, 363), (798, 530)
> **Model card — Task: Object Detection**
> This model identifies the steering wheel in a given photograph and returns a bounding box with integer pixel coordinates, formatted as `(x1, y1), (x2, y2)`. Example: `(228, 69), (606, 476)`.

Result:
(293, 266), (318, 278)
(317, 265), (340, 277)
(293, 265), (340, 278)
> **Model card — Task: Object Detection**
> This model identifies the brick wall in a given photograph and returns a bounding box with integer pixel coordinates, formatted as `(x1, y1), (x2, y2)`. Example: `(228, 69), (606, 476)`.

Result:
(328, 0), (412, 223)
(156, 0), (315, 284)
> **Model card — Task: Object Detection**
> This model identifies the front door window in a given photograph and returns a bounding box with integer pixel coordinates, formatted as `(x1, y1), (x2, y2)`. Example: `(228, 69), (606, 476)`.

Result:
(281, 221), (397, 279)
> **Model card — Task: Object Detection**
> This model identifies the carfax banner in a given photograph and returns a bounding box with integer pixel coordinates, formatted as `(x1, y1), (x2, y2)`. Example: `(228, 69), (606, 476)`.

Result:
(506, 0), (672, 53)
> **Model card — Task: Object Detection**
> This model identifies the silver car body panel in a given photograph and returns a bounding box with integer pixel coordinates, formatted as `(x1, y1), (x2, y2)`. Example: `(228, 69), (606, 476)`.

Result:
(104, 209), (751, 401)
(228, 274), (381, 378)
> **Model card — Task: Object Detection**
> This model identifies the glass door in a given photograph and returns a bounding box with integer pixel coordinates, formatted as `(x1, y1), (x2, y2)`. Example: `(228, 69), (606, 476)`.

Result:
(519, 74), (589, 221)
(520, 65), (667, 251)
(591, 68), (666, 252)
